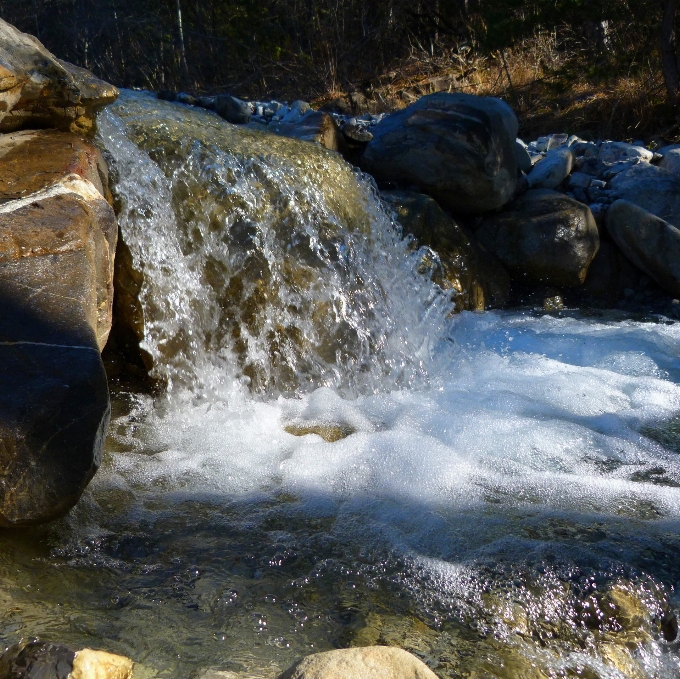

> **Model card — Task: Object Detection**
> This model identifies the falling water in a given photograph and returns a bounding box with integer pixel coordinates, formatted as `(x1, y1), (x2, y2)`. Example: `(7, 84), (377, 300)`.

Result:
(0, 91), (679, 679)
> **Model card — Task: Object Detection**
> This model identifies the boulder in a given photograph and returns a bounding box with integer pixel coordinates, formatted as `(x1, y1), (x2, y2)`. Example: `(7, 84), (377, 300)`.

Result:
(278, 647), (439, 679)
(526, 147), (574, 189)
(597, 141), (653, 165)
(270, 111), (344, 152)
(515, 139), (533, 174)
(0, 642), (133, 679)
(609, 163), (680, 228)
(382, 189), (509, 309)
(605, 200), (680, 297)
(658, 145), (680, 175)
(475, 189), (599, 287)
(0, 19), (118, 136)
(281, 100), (312, 124)
(0, 129), (116, 525)
(214, 95), (252, 124)
(361, 92), (519, 215)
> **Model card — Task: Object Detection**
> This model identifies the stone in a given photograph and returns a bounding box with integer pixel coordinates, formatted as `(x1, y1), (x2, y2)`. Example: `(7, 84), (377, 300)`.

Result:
(343, 123), (373, 144)
(526, 147), (574, 189)
(658, 146), (680, 175)
(605, 200), (680, 297)
(214, 95), (252, 124)
(546, 133), (568, 150)
(277, 647), (439, 679)
(270, 111), (344, 152)
(319, 96), (353, 115)
(568, 171), (592, 189)
(609, 163), (680, 228)
(0, 641), (75, 678)
(475, 189), (599, 287)
(71, 649), (134, 679)
(598, 141), (654, 165)
(515, 140), (533, 173)
(0, 19), (118, 136)
(0, 129), (116, 525)
(382, 189), (509, 309)
(281, 100), (311, 124)
(361, 92), (519, 215)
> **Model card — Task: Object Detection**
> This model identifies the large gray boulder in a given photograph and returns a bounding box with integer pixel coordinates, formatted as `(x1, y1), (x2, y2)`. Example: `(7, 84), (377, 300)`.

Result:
(475, 189), (599, 287)
(526, 147), (574, 189)
(361, 93), (519, 215)
(606, 199), (680, 297)
(609, 163), (680, 228)
(0, 18), (118, 136)
(278, 647), (439, 679)
(0, 129), (116, 525)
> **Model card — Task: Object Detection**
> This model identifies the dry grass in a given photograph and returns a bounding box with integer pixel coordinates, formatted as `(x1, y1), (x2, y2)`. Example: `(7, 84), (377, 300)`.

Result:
(312, 30), (679, 143)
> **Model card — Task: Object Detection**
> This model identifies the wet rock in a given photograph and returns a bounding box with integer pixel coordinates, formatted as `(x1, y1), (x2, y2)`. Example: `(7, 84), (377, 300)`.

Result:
(71, 649), (134, 679)
(526, 147), (574, 190)
(515, 140), (533, 174)
(609, 163), (680, 228)
(361, 92), (519, 215)
(382, 189), (509, 309)
(281, 100), (311, 124)
(270, 111), (343, 152)
(278, 647), (439, 679)
(606, 200), (680, 297)
(0, 642), (134, 679)
(0, 129), (116, 525)
(214, 95), (252, 124)
(342, 123), (373, 144)
(0, 19), (118, 136)
(475, 189), (599, 287)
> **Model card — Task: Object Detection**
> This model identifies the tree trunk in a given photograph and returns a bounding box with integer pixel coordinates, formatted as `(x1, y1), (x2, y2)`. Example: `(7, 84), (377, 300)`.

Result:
(175, 0), (190, 87)
(662, 0), (680, 102)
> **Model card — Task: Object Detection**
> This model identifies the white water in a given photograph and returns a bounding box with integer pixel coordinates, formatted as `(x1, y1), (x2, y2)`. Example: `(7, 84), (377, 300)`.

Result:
(89, 93), (680, 678)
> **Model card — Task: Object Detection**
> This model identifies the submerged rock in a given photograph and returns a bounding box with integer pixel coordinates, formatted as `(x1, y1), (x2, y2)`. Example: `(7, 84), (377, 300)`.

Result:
(361, 92), (519, 215)
(0, 129), (116, 525)
(278, 647), (438, 679)
(0, 18), (118, 136)
(475, 189), (599, 287)
(382, 189), (509, 309)
(606, 200), (680, 297)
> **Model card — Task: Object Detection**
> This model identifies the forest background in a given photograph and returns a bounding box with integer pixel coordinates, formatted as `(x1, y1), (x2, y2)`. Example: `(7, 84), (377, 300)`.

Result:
(3, 0), (680, 141)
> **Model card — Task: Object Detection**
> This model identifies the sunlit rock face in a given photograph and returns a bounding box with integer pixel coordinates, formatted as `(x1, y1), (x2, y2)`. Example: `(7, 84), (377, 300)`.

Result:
(0, 18), (118, 136)
(0, 129), (115, 525)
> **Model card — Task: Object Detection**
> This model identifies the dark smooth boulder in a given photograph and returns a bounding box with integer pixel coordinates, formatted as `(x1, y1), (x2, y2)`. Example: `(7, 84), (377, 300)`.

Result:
(0, 19), (118, 136)
(0, 129), (116, 525)
(214, 94), (252, 124)
(382, 189), (509, 309)
(475, 189), (599, 287)
(361, 92), (519, 215)
(606, 199), (680, 297)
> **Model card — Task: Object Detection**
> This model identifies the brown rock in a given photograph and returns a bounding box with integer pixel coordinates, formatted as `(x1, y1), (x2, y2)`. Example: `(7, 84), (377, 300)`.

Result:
(0, 129), (116, 525)
(382, 189), (509, 310)
(0, 18), (118, 136)
(278, 647), (439, 679)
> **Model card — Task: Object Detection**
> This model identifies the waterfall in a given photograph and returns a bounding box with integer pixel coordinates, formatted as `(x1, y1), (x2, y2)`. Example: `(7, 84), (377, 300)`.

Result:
(6, 90), (677, 679)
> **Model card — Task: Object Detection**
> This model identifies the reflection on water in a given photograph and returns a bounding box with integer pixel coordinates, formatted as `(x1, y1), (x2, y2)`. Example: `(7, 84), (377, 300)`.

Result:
(1, 93), (680, 679)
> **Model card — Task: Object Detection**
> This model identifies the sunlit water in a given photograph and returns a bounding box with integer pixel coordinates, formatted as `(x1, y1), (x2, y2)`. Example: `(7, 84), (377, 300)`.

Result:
(1, 92), (680, 679)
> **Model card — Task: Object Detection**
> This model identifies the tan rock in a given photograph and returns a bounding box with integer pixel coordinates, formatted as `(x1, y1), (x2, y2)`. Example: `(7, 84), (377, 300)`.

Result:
(71, 649), (134, 679)
(278, 647), (439, 679)
(0, 129), (116, 525)
(0, 18), (117, 136)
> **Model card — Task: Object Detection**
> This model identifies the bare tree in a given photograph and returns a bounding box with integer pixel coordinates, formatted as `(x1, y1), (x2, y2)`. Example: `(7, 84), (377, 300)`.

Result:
(662, 0), (680, 101)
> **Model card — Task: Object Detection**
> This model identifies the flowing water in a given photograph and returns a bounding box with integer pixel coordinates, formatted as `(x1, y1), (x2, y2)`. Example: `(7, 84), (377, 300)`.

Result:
(1, 91), (680, 678)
